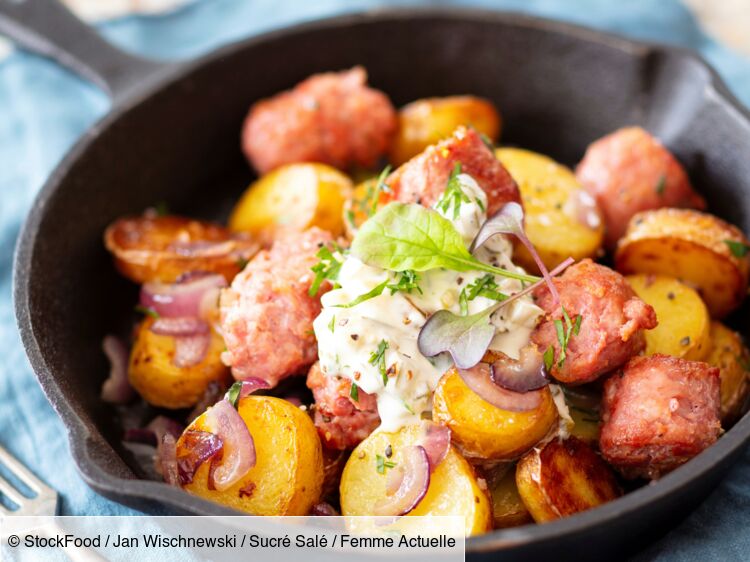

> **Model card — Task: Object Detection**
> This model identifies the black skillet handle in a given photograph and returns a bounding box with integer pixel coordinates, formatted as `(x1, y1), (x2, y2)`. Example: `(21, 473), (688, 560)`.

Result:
(0, 0), (173, 103)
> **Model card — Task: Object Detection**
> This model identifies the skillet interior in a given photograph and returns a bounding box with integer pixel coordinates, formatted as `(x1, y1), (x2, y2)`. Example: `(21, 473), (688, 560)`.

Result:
(13, 8), (750, 560)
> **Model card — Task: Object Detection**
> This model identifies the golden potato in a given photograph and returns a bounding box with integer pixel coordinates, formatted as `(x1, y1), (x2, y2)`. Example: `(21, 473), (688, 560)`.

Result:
(626, 274), (711, 361)
(179, 395), (324, 515)
(489, 467), (532, 529)
(516, 437), (621, 523)
(389, 96), (501, 166)
(128, 317), (231, 409)
(104, 215), (258, 284)
(340, 423), (492, 536)
(616, 208), (750, 318)
(432, 366), (558, 461)
(705, 321), (750, 424)
(229, 163), (352, 243)
(495, 148), (604, 272)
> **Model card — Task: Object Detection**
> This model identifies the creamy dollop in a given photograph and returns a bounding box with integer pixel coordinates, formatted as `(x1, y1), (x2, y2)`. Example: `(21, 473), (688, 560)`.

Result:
(312, 174), (544, 432)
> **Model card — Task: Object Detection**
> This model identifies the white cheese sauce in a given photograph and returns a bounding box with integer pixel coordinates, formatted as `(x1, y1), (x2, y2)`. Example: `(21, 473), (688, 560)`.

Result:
(313, 174), (545, 432)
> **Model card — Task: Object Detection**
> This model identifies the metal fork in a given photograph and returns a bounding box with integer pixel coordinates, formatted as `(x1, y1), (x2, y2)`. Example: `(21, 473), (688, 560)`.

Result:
(0, 443), (58, 516)
(0, 444), (106, 561)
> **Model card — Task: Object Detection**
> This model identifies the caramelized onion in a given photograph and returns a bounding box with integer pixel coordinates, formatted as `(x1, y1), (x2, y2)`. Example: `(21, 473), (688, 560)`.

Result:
(160, 433), (180, 487)
(175, 430), (223, 486)
(140, 272), (227, 319)
(420, 422), (451, 468)
(458, 363), (543, 412)
(490, 345), (549, 393)
(373, 446), (430, 516)
(203, 400), (256, 491)
(100, 335), (135, 404)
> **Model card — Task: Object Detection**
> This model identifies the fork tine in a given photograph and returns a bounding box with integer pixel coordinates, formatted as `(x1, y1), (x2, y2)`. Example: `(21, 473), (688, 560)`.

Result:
(0, 444), (48, 494)
(0, 474), (25, 506)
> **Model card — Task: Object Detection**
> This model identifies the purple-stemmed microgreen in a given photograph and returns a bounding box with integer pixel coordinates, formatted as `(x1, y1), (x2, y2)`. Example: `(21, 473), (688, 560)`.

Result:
(417, 258), (574, 369)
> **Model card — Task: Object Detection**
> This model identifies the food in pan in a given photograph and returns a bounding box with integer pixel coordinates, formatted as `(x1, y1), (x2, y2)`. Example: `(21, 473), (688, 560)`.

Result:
(103, 67), (750, 534)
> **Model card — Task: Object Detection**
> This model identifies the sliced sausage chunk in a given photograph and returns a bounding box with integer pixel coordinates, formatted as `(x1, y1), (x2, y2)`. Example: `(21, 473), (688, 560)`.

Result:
(575, 126), (705, 249)
(307, 362), (380, 451)
(242, 67), (397, 173)
(531, 259), (657, 385)
(219, 227), (332, 386)
(600, 354), (721, 479)
(387, 126), (520, 216)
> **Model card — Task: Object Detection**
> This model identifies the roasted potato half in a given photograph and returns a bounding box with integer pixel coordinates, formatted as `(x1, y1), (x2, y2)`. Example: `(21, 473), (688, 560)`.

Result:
(626, 274), (711, 361)
(104, 215), (258, 284)
(390, 96), (501, 166)
(229, 163), (352, 244)
(128, 317), (231, 409)
(495, 148), (604, 272)
(705, 321), (750, 424)
(516, 437), (621, 523)
(179, 395), (324, 515)
(616, 208), (750, 318)
(489, 467), (532, 529)
(339, 423), (492, 536)
(432, 367), (558, 461)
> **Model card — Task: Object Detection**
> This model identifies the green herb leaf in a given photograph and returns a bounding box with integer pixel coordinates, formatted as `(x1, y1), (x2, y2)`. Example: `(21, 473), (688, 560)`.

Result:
(135, 305), (160, 319)
(376, 454), (397, 474)
(459, 288), (469, 316)
(328, 315), (336, 333)
(351, 202), (538, 283)
(388, 269), (422, 295)
(725, 240), (750, 258)
(334, 280), (389, 309)
(543, 345), (555, 372)
(553, 307), (583, 368)
(655, 174), (666, 196)
(369, 339), (390, 386)
(436, 163), (470, 220)
(309, 243), (344, 296)
(226, 381), (242, 409)
(236, 256), (250, 270)
(350, 381), (359, 402)
(465, 274), (508, 302)
(360, 165), (392, 218)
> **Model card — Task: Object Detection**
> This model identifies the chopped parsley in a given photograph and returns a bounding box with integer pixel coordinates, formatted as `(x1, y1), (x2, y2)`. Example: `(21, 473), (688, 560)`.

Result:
(369, 339), (389, 386)
(309, 243), (344, 296)
(654, 174), (666, 196)
(328, 315), (336, 333)
(552, 307), (583, 369)
(135, 305), (159, 319)
(459, 288), (469, 316)
(336, 270), (422, 308)
(725, 240), (750, 258)
(376, 454), (397, 474)
(360, 165), (392, 218)
(350, 381), (359, 402)
(543, 345), (555, 372)
(464, 274), (508, 302)
(436, 163), (470, 220)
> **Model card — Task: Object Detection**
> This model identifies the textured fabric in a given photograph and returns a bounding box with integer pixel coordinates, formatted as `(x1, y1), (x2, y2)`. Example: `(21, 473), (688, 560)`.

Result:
(0, 0), (749, 558)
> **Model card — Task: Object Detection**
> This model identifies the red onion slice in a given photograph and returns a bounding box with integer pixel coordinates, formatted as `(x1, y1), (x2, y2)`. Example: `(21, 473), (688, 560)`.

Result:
(150, 317), (209, 337)
(458, 363), (543, 412)
(237, 377), (271, 399)
(100, 335), (135, 404)
(490, 345), (549, 393)
(203, 399), (256, 491)
(173, 333), (211, 368)
(420, 422), (451, 468)
(373, 445), (430, 516)
(175, 429), (224, 486)
(311, 502), (340, 516)
(161, 433), (180, 487)
(140, 272), (227, 319)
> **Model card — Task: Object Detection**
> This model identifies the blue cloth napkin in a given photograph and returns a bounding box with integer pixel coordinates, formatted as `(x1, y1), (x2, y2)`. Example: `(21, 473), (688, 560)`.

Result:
(1, 0), (749, 558)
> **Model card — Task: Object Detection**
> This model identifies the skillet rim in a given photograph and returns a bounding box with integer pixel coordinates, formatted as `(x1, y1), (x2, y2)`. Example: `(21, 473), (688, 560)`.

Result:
(12, 5), (750, 551)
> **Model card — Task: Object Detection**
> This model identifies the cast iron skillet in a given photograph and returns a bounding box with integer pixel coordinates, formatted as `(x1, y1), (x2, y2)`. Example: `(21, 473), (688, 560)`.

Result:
(7, 1), (750, 559)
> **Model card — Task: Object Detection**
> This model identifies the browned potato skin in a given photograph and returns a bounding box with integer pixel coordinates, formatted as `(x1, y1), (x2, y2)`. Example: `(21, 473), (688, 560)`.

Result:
(128, 317), (231, 409)
(104, 215), (258, 283)
(179, 395), (324, 515)
(615, 208), (750, 318)
(432, 365), (558, 461)
(705, 321), (750, 424)
(516, 437), (621, 523)
(389, 96), (501, 166)
(489, 467), (532, 529)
